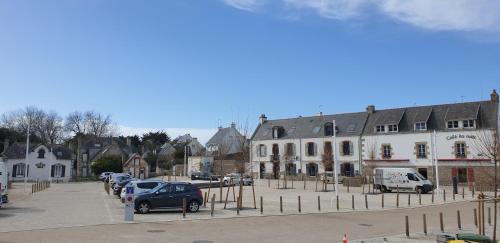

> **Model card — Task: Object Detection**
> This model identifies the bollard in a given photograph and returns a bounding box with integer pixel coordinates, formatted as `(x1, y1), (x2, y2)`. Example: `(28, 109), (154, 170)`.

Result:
(347, 181), (350, 193)
(237, 197), (240, 215)
(352, 195), (355, 210)
(405, 215), (409, 238)
(457, 210), (462, 230)
(204, 192), (207, 208)
(474, 208), (478, 227)
(365, 194), (368, 209)
(443, 189), (446, 202)
(423, 213), (427, 235)
(462, 187), (465, 199)
(298, 196), (301, 213)
(488, 207), (491, 226)
(432, 190), (435, 204)
(362, 183), (365, 194)
(182, 198), (186, 218)
(260, 196), (263, 214)
(315, 175), (318, 192)
(280, 196), (283, 213)
(303, 178), (306, 190)
(419, 192), (422, 205)
(336, 195), (339, 211)
(472, 186), (475, 198)
(397, 192), (400, 208)
(268, 176), (270, 188)
(408, 193), (411, 207)
(381, 194), (384, 208)
(453, 191), (455, 201)
(210, 194), (215, 217)
(440, 212), (444, 232)
(318, 195), (321, 211)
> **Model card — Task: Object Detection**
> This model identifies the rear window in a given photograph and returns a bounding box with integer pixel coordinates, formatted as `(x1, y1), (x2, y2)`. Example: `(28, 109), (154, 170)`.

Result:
(137, 182), (160, 189)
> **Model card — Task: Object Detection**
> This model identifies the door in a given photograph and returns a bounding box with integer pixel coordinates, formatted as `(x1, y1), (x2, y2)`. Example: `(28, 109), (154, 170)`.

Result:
(272, 162), (280, 179)
(259, 163), (265, 179)
(149, 184), (172, 208)
(170, 184), (191, 208)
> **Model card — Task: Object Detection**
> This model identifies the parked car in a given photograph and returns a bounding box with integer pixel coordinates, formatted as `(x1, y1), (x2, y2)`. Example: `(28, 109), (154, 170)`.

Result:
(373, 167), (433, 194)
(110, 174), (132, 187)
(134, 182), (203, 214)
(223, 173), (253, 186)
(99, 172), (113, 181)
(0, 161), (8, 205)
(120, 180), (166, 202)
(191, 172), (219, 181)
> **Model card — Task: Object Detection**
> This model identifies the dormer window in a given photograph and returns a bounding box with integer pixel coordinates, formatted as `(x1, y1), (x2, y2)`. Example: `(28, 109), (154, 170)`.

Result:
(388, 124), (398, 132)
(272, 126), (284, 139)
(415, 122), (427, 131)
(375, 125), (385, 133)
(324, 123), (334, 136)
(447, 120), (459, 129)
(463, 120), (475, 128)
(38, 149), (45, 159)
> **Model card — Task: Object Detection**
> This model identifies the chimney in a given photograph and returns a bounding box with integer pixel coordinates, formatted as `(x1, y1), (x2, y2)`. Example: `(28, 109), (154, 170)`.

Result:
(366, 105), (375, 114)
(317, 112), (323, 116)
(218, 126), (223, 131)
(259, 114), (267, 125)
(231, 122), (236, 128)
(491, 89), (499, 103)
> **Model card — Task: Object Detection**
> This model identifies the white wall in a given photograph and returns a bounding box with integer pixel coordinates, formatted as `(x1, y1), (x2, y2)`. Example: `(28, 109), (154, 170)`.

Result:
(5, 145), (72, 182)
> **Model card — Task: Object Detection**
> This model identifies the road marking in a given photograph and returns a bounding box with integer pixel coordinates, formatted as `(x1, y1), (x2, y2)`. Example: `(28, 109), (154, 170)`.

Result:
(103, 194), (116, 223)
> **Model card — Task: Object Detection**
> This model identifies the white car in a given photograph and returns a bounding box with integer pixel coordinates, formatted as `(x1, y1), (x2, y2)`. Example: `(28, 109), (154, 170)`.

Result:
(223, 173), (253, 186)
(120, 180), (166, 203)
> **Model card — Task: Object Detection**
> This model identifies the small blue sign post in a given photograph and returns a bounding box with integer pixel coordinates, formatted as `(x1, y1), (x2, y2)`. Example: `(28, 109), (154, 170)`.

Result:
(124, 185), (134, 221)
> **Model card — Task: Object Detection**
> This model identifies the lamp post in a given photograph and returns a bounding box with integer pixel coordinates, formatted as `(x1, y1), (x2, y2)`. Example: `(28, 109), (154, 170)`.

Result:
(23, 119), (30, 192)
(333, 120), (339, 196)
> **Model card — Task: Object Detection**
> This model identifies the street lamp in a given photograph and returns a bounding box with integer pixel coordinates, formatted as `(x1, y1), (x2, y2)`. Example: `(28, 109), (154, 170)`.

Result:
(333, 119), (339, 197)
(23, 118), (31, 192)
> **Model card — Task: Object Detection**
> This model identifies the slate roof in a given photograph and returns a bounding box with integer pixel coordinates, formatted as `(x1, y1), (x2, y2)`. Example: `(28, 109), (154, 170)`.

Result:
(363, 100), (497, 135)
(251, 100), (498, 140)
(3, 143), (73, 160)
(251, 112), (369, 141)
(206, 125), (245, 154)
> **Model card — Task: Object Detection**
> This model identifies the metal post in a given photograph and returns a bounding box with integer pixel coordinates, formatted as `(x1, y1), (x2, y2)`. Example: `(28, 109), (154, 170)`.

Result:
(432, 190), (435, 204)
(408, 192), (411, 207)
(488, 207), (491, 226)
(204, 192), (207, 208)
(352, 195), (355, 210)
(457, 210), (462, 230)
(210, 194), (215, 217)
(440, 212), (444, 232)
(182, 198), (186, 218)
(423, 214), (427, 235)
(382, 194), (384, 208)
(280, 196), (283, 213)
(332, 119), (339, 197)
(474, 208), (478, 227)
(260, 196), (263, 214)
(237, 197), (240, 215)
(336, 195), (339, 211)
(419, 192), (422, 205)
(365, 194), (368, 209)
(405, 216), (409, 238)
(318, 195), (321, 211)
(298, 196), (301, 213)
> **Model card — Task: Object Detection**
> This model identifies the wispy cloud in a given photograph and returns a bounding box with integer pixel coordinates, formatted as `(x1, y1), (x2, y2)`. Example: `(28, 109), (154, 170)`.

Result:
(118, 125), (217, 144)
(222, 0), (500, 32)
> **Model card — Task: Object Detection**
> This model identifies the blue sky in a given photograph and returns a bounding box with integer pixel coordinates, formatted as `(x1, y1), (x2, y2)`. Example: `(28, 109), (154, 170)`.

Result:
(0, 0), (499, 142)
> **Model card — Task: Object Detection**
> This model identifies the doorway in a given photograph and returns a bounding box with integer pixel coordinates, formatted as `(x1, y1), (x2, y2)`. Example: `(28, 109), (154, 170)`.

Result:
(272, 162), (280, 179)
(260, 163), (265, 179)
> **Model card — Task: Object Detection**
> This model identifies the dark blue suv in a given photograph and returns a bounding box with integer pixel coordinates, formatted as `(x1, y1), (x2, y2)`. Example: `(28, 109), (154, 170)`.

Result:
(134, 182), (203, 214)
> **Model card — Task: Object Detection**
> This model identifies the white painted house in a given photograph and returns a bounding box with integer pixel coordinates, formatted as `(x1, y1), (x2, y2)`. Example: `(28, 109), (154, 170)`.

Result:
(250, 90), (499, 187)
(2, 143), (73, 182)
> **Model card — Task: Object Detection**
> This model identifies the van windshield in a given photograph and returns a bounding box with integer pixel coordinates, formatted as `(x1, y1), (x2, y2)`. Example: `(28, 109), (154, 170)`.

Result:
(415, 173), (426, 181)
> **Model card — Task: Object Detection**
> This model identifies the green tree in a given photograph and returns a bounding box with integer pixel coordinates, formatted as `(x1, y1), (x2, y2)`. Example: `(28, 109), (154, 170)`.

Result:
(91, 156), (123, 175)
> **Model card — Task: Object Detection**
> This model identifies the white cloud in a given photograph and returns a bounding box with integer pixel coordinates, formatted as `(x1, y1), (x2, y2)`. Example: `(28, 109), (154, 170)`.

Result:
(117, 125), (217, 144)
(221, 0), (265, 12)
(222, 0), (500, 32)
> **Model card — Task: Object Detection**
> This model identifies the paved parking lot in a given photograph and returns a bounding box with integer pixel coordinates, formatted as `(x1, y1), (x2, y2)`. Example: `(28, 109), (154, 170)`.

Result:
(0, 179), (490, 233)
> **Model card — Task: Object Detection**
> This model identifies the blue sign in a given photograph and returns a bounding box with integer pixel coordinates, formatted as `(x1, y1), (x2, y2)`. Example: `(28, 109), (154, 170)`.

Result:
(126, 186), (134, 195)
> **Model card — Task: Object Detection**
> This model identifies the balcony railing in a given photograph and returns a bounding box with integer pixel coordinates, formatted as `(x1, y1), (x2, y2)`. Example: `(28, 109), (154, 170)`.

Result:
(270, 154), (280, 161)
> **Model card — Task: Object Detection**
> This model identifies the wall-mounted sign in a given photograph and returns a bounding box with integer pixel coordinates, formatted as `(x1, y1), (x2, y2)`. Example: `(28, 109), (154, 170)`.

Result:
(446, 134), (477, 140)
(35, 162), (46, 168)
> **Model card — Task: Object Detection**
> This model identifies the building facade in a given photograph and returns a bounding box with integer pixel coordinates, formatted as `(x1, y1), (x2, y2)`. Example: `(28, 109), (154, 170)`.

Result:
(3, 144), (73, 182)
(250, 90), (499, 187)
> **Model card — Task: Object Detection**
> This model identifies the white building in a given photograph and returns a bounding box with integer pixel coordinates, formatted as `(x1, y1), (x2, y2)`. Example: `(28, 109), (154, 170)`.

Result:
(3, 143), (73, 182)
(250, 90), (499, 187)
(250, 112), (368, 179)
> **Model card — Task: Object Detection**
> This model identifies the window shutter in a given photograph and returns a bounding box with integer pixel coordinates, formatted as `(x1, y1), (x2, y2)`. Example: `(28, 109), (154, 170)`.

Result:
(12, 164), (17, 177)
(292, 144), (296, 156)
(314, 143), (317, 156)
(451, 168), (458, 177)
(61, 165), (66, 177)
(349, 142), (354, 155)
(27, 164), (29, 177)
(51, 165), (55, 177)
(339, 142), (344, 156)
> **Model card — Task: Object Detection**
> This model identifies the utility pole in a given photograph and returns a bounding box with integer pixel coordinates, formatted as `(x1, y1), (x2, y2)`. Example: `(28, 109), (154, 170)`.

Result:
(23, 119), (30, 192)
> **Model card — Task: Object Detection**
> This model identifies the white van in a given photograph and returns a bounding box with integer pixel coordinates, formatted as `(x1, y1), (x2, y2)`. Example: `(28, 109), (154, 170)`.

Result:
(374, 167), (433, 194)
(0, 160), (8, 205)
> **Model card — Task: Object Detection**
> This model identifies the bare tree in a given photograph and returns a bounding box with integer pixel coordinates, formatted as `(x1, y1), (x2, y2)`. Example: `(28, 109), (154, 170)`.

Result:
(473, 129), (499, 241)
(37, 111), (64, 144)
(85, 111), (113, 137)
(64, 111), (88, 135)
(1, 106), (45, 140)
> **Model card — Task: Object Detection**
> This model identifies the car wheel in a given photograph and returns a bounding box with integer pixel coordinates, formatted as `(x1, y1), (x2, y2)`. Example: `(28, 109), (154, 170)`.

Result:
(188, 200), (200, 212)
(224, 180), (228, 186)
(381, 186), (388, 193)
(137, 201), (151, 214)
